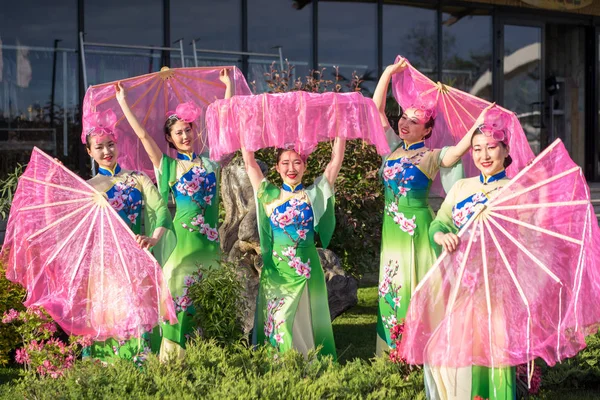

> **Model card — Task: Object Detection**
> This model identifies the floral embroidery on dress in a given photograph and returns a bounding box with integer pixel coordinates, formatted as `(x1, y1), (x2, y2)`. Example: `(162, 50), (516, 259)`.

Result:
(177, 164), (220, 242)
(106, 174), (142, 227)
(379, 260), (402, 310)
(452, 191), (488, 229)
(379, 260), (406, 348)
(264, 297), (286, 350)
(173, 274), (200, 313)
(383, 151), (427, 235)
(270, 197), (314, 279)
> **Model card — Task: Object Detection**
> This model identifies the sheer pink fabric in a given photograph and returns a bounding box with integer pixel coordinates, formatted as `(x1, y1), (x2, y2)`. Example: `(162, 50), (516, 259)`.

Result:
(391, 56), (535, 191)
(1, 148), (177, 340)
(399, 139), (600, 368)
(205, 91), (389, 160)
(83, 67), (251, 179)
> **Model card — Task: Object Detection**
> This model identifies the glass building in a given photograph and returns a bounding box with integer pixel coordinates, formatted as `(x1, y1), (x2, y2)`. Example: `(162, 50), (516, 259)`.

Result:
(1, 0), (599, 180)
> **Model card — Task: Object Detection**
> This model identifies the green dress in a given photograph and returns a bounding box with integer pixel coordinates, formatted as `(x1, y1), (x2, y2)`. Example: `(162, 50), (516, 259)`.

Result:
(156, 152), (221, 356)
(376, 136), (453, 354)
(84, 163), (175, 363)
(252, 177), (337, 359)
(426, 171), (516, 400)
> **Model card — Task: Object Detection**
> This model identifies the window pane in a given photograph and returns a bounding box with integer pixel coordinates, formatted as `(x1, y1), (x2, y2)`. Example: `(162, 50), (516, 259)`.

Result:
(318, 2), (377, 94)
(504, 25), (542, 153)
(0, 1), (78, 173)
(248, 0), (311, 93)
(442, 7), (492, 100)
(383, 2), (438, 79)
(172, 0), (241, 68)
(85, 0), (162, 45)
(83, 0), (167, 85)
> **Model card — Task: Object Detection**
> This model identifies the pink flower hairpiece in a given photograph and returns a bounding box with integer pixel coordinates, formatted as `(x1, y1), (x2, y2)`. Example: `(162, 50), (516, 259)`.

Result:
(481, 108), (512, 144)
(278, 143), (308, 162)
(411, 104), (436, 121)
(165, 102), (201, 123)
(478, 124), (507, 142)
(402, 97), (437, 122)
(81, 109), (118, 144)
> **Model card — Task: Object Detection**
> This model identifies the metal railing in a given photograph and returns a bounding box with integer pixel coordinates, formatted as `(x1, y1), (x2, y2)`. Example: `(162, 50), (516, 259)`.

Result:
(0, 128), (57, 153)
(191, 39), (284, 71)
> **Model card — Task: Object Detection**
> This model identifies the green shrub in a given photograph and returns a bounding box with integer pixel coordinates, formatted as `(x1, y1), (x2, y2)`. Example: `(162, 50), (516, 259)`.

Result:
(0, 262), (26, 366)
(540, 331), (600, 391)
(186, 261), (248, 346)
(0, 340), (425, 399)
(0, 163), (24, 220)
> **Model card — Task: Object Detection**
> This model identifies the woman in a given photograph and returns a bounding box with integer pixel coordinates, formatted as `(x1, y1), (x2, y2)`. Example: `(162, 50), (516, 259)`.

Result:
(426, 127), (515, 399)
(82, 113), (174, 362)
(373, 60), (493, 354)
(115, 69), (233, 359)
(241, 137), (346, 359)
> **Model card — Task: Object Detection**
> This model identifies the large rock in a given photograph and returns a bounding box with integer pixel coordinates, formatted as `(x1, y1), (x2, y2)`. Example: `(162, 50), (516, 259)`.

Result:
(319, 248), (359, 320)
(218, 158), (358, 332)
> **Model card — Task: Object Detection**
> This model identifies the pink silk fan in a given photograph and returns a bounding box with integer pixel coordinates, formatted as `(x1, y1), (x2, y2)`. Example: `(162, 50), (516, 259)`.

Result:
(1, 148), (177, 341)
(392, 56), (535, 190)
(83, 66), (252, 179)
(400, 139), (600, 370)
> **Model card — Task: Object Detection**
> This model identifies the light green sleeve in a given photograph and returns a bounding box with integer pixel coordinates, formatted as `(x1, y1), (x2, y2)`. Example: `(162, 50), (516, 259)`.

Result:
(385, 127), (401, 153)
(429, 180), (460, 256)
(438, 146), (465, 194)
(139, 172), (176, 266)
(305, 175), (335, 248)
(255, 179), (280, 266)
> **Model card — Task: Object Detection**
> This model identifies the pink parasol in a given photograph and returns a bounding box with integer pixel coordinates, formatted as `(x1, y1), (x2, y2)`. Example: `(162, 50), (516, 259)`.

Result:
(391, 56), (535, 188)
(83, 66), (252, 179)
(205, 91), (390, 161)
(399, 139), (600, 372)
(1, 148), (177, 341)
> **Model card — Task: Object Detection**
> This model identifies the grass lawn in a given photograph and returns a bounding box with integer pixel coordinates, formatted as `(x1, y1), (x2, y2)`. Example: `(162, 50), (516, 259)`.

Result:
(332, 284), (378, 364)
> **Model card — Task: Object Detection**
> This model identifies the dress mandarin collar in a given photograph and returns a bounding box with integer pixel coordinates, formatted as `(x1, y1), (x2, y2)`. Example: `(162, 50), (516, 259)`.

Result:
(98, 163), (121, 177)
(282, 182), (304, 193)
(480, 169), (506, 184)
(177, 152), (197, 161)
(402, 141), (425, 151)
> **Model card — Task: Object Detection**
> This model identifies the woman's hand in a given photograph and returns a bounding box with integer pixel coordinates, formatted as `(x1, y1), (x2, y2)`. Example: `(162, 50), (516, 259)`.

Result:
(220, 68), (233, 99)
(115, 82), (127, 105)
(384, 58), (408, 75)
(135, 234), (158, 250)
(433, 232), (460, 253)
(219, 68), (232, 86)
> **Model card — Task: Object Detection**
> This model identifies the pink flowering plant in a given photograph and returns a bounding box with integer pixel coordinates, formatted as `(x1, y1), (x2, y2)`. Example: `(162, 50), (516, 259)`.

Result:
(2, 306), (91, 378)
(516, 363), (542, 396)
(387, 320), (407, 365)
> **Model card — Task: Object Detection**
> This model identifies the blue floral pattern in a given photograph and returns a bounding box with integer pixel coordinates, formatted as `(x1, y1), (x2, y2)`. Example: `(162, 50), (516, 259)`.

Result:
(270, 196), (314, 279)
(105, 174), (143, 227)
(176, 165), (219, 242)
(382, 150), (429, 235)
